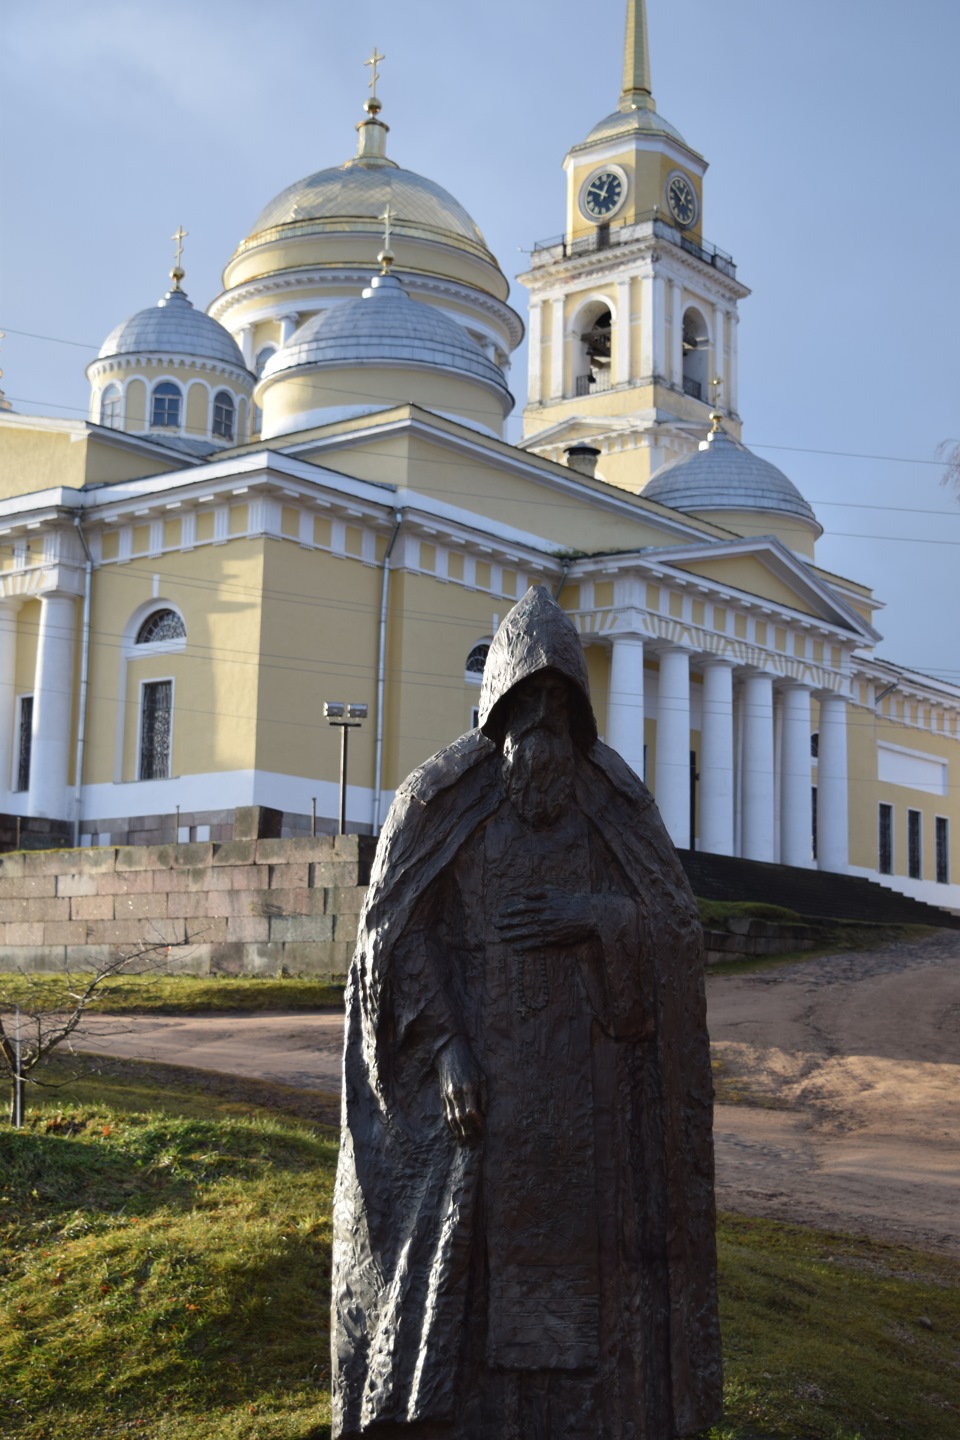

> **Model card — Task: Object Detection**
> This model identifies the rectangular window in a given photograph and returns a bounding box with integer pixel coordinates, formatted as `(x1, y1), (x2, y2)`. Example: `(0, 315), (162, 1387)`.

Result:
(878, 803), (893, 875)
(16, 695), (32, 793)
(811, 785), (817, 861)
(936, 816), (949, 885)
(907, 808), (922, 880)
(139, 681), (173, 781)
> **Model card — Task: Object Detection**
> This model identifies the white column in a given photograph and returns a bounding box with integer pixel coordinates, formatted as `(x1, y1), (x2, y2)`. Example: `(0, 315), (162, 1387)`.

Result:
(0, 601), (20, 800)
(651, 275), (666, 377)
(699, 659), (734, 855)
(279, 313), (300, 345)
(780, 684), (813, 868)
(655, 647), (690, 848)
(741, 671), (775, 861)
(28, 593), (77, 819)
(817, 692), (849, 873)
(549, 297), (565, 399)
(528, 302), (543, 403)
(616, 279), (631, 387)
(639, 274), (653, 377)
(670, 280), (683, 386)
(712, 304), (725, 397)
(728, 312), (740, 412)
(239, 325), (254, 368)
(606, 636), (645, 779)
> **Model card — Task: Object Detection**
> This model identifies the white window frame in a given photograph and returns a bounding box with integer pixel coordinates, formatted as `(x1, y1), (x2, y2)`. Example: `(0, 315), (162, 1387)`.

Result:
(12, 692), (33, 793)
(137, 676), (175, 782)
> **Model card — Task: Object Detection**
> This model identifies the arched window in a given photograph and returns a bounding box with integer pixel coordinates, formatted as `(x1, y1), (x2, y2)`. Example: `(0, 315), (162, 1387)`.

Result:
(100, 384), (122, 429)
(573, 303), (612, 397)
(212, 390), (235, 441)
(255, 346), (277, 377)
(810, 731), (819, 759)
(465, 641), (490, 682)
(136, 609), (186, 645)
(151, 381), (182, 429)
(681, 308), (709, 401)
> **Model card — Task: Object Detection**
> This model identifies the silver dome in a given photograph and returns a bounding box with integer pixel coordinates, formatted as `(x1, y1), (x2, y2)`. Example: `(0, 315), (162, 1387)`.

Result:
(643, 429), (819, 527)
(98, 288), (247, 370)
(262, 273), (511, 400)
(585, 104), (688, 147)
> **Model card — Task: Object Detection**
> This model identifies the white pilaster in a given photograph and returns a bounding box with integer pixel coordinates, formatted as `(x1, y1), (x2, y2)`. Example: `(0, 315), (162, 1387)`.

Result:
(616, 279), (632, 386)
(741, 671), (775, 861)
(28, 593), (77, 819)
(279, 314), (300, 346)
(655, 647), (690, 848)
(780, 684), (813, 868)
(550, 298), (565, 399)
(670, 280), (683, 386)
(728, 312), (740, 412)
(699, 659), (734, 856)
(651, 275), (666, 377)
(239, 326), (254, 369)
(607, 636), (645, 779)
(528, 302), (543, 403)
(0, 601), (20, 802)
(712, 304), (725, 395)
(817, 692), (849, 873)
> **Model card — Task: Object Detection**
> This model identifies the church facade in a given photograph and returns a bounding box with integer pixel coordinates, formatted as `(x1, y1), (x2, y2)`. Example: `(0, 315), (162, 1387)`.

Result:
(0, 2), (957, 912)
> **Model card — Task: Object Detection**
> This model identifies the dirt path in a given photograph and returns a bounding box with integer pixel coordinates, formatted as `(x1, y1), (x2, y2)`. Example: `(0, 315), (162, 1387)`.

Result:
(73, 931), (960, 1255)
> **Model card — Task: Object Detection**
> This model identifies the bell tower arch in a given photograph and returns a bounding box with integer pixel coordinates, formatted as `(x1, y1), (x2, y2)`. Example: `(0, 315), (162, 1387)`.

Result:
(518, 0), (750, 495)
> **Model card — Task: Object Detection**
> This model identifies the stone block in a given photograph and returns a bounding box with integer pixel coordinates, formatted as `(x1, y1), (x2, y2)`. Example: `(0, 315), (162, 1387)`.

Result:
(0, 922), (44, 946)
(228, 866), (264, 891)
(0, 854), (26, 877)
(208, 941), (250, 976)
(268, 913), (334, 943)
(114, 892), (166, 921)
(309, 862), (360, 889)
(0, 874), (57, 899)
(325, 885), (368, 915)
(56, 873), (99, 898)
(2, 945), (66, 972)
(78, 848), (118, 874)
(19, 850), (80, 876)
(64, 945), (114, 970)
(278, 938), (352, 978)
(71, 894), (115, 921)
(163, 866), (227, 893)
(97, 869), (155, 896)
(29, 897), (71, 923)
(181, 916), (228, 946)
(169, 843), (216, 869)
(255, 836), (334, 865)
(211, 840), (258, 867)
(85, 917), (185, 947)
(42, 922), (89, 946)
(332, 914), (359, 946)
(165, 890), (221, 920)
(234, 805), (284, 841)
(264, 887), (325, 918)
(114, 846), (162, 873)
(269, 862), (310, 890)
(224, 914), (271, 943)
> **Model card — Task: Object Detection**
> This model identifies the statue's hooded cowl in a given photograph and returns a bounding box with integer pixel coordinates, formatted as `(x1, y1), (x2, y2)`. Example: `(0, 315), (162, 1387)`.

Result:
(331, 587), (722, 1439)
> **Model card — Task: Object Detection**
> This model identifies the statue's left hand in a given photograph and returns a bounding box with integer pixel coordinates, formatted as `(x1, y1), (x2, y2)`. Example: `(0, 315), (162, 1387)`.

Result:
(495, 888), (595, 951)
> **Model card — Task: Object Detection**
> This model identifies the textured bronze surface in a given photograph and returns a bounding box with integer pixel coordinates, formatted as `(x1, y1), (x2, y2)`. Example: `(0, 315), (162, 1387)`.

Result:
(332, 586), (721, 1439)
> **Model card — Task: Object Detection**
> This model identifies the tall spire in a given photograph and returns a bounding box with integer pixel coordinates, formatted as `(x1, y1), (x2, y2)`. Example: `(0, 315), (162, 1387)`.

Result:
(352, 46), (397, 168)
(618, 0), (655, 113)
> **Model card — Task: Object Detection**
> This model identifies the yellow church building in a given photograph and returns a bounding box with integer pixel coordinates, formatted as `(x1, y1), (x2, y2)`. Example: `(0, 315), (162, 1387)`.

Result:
(0, 1), (957, 914)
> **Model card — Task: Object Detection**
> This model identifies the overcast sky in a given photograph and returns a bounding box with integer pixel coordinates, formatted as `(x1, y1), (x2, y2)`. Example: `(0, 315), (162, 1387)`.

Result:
(3, 0), (958, 680)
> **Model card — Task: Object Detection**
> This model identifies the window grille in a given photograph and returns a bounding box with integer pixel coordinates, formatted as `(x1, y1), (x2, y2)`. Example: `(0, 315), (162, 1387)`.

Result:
(139, 681), (173, 780)
(100, 385), (122, 429)
(136, 609), (186, 645)
(465, 642), (490, 677)
(151, 382), (182, 429)
(936, 816), (949, 885)
(212, 390), (235, 441)
(907, 809), (922, 880)
(878, 803), (893, 875)
(16, 696), (32, 792)
(810, 731), (819, 758)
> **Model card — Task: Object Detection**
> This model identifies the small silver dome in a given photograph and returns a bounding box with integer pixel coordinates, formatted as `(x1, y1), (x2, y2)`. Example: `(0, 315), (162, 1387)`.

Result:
(262, 273), (511, 400)
(643, 429), (820, 527)
(585, 105), (688, 147)
(98, 288), (247, 369)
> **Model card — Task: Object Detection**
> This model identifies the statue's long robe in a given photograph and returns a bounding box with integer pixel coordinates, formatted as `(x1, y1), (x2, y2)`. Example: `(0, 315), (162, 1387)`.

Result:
(331, 731), (721, 1439)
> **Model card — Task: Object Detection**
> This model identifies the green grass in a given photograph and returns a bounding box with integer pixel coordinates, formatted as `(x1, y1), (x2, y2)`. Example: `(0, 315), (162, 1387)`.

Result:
(0, 971), (345, 1016)
(2, 1065), (958, 1440)
(697, 899), (807, 927)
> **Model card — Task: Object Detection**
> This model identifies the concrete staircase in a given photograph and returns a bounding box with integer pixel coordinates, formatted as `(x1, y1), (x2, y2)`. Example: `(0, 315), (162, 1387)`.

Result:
(677, 849), (960, 930)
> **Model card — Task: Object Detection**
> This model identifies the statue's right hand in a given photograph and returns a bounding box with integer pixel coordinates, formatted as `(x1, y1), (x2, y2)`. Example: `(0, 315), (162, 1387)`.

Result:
(435, 1035), (485, 1145)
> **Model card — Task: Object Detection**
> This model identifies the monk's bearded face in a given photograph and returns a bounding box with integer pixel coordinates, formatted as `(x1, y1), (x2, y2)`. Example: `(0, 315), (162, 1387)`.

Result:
(500, 674), (576, 829)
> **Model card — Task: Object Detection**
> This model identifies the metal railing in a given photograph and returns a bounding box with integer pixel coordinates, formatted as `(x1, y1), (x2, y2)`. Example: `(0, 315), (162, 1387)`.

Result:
(575, 370), (612, 396)
(530, 212), (736, 279)
(682, 375), (703, 400)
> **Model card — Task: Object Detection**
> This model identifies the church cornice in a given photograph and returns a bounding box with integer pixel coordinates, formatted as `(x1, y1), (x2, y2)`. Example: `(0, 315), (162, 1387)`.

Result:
(519, 219), (749, 302)
(87, 353), (254, 388)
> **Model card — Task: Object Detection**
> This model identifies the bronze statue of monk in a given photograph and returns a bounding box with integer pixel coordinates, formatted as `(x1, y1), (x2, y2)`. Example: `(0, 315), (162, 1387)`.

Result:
(332, 585), (721, 1439)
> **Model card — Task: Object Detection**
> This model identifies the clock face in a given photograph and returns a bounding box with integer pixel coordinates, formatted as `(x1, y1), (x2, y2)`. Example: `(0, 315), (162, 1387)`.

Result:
(581, 169), (626, 220)
(666, 171), (698, 228)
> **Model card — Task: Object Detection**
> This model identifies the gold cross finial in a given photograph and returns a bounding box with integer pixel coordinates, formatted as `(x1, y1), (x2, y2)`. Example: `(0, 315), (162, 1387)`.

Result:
(709, 375), (723, 407)
(378, 204), (396, 275)
(365, 47), (385, 94)
(170, 225), (188, 289)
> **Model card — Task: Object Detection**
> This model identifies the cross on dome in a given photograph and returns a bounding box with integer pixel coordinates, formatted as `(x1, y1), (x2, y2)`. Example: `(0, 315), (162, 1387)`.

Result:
(365, 47), (385, 95)
(170, 225), (188, 290)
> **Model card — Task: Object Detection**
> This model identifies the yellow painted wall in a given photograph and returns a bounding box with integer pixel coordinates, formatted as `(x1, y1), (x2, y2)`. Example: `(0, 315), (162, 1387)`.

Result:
(681, 508), (817, 558)
(186, 382), (209, 442)
(261, 365), (507, 440)
(567, 149), (704, 246)
(674, 555), (822, 616)
(125, 379), (147, 431)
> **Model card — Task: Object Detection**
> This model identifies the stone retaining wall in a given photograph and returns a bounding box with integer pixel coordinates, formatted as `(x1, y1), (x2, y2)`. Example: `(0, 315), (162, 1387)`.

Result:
(0, 831), (377, 981)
